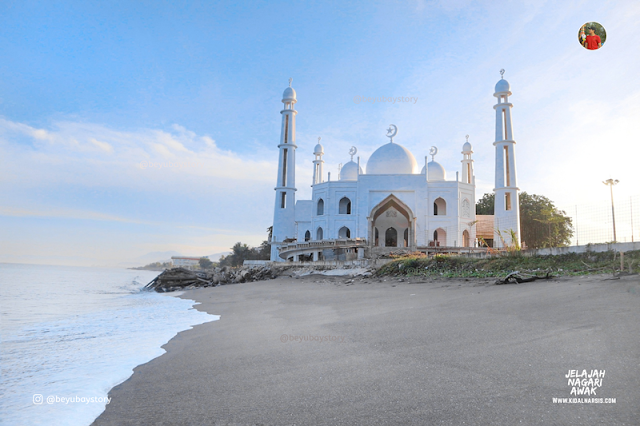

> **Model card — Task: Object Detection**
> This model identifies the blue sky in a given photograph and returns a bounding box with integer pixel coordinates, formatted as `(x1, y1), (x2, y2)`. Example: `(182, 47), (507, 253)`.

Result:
(1, 0), (638, 266)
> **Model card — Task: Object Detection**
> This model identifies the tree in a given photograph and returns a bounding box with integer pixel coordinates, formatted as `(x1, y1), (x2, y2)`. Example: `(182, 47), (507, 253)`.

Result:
(219, 241), (271, 267)
(474, 192), (573, 249)
(256, 240), (271, 259)
(199, 257), (214, 269)
(476, 193), (495, 215)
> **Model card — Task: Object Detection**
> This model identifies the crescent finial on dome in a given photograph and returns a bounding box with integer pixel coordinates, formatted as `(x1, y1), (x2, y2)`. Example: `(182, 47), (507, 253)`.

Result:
(429, 146), (438, 161)
(349, 146), (357, 161)
(386, 124), (398, 143)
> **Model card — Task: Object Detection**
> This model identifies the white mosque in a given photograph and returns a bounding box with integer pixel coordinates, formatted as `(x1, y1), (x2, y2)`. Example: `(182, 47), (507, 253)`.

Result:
(271, 72), (521, 262)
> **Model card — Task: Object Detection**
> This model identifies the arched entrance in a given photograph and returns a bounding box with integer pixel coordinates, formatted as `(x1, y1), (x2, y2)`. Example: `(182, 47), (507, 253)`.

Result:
(368, 195), (415, 250)
(434, 228), (446, 246)
(462, 230), (470, 247)
(385, 227), (397, 247)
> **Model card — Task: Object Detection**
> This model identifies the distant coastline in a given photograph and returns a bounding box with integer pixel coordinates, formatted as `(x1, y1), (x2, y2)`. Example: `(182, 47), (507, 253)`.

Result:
(128, 266), (168, 271)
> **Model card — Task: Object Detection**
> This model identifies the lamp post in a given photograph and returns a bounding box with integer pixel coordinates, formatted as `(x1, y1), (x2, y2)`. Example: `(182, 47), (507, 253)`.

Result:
(603, 179), (619, 242)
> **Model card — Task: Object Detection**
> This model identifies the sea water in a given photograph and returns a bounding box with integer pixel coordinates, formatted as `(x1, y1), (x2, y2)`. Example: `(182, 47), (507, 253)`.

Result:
(0, 263), (219, 426)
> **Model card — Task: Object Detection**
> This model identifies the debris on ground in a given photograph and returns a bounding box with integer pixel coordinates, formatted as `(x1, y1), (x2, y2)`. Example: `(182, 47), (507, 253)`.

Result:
(495, 271), (554, 285)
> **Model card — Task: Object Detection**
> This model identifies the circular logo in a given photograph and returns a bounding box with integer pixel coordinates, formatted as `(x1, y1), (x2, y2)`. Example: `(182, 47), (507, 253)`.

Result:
(579, 22), (606, 50)
(280, 334), (288, 343)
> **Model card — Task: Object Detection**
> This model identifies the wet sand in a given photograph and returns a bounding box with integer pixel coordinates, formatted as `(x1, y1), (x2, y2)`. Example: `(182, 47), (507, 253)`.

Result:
(93, 274), (640, 425)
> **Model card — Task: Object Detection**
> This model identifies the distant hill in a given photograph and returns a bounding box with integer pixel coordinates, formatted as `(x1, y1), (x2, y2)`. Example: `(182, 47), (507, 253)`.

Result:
(117, 251), (181, 268)
(208, 252), (231, 262)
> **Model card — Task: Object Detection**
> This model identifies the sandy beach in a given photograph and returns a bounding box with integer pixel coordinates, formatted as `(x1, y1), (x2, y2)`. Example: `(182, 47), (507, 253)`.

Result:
(93, 273), (640, 425)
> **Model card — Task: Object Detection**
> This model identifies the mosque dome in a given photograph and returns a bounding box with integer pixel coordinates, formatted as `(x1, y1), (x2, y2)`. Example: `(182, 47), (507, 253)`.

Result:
(340, 161), (362, 181)
(495, 79), (511, 94)
(282, 86), (297, 102)
(421, 161), (447, 181)
(462, 141), (473, 153)
(314, 143), (324, 155)
(366, 142), (419, 175)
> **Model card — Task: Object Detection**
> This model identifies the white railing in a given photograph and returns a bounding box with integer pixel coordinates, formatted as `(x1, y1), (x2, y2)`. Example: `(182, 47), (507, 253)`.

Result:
(277, 238), (367, 253)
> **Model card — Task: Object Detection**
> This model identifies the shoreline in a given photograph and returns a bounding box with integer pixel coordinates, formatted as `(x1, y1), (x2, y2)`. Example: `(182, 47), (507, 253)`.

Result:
(93, 274), (640, 425)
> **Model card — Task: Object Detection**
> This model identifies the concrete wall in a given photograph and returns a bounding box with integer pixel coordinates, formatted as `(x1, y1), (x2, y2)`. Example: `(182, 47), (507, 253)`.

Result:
(243, 260), (272, 266)
(531, 242), (640, 256)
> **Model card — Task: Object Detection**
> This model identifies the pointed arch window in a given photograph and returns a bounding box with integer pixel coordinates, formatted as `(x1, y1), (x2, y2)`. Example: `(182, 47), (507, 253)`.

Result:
(304, 230), (311, 242)
(434, 197), (446, 216)
(317, 199), (324, 216)
(338, 226), (351, 239)
(316, 227), (323, 240)
(339, 197), (352, 214)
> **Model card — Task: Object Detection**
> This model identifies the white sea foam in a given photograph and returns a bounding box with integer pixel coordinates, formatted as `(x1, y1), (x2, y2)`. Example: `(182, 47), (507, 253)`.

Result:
(0, 264), (219, 426)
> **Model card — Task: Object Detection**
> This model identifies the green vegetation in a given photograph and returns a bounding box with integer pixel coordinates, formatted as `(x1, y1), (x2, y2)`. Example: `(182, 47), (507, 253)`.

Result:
(140, 261), (172, 269)
(376, 250), (640, 279)
(476, 192), (573, 249)
(219, 241), (270, 267)
(199, 257), (214, 269)
(218, 227), (272, 267)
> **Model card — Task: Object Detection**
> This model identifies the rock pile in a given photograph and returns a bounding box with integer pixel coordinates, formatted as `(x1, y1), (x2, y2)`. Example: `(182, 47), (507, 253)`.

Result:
(144, 265), (279, 292)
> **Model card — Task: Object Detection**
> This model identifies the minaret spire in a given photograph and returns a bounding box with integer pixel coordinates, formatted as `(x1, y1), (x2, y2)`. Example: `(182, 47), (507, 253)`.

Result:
(312, 137), (324, 186)
(492, 70), (521, 248)
(461, 135), (474, 185)
(271, 80), (298, 261)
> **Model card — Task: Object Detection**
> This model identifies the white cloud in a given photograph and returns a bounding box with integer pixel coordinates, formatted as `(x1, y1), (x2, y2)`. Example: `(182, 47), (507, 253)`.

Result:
(0, 118), (281, 266)
(89, 138), (114, 153)
(0, 118), (278, 190)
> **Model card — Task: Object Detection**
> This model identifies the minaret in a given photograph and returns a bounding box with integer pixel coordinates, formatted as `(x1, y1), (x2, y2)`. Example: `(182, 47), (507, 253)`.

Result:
(493, 69), (521, 248)
(461, 134), (474, 184)
(312, 137), (324, 185)
(271, 79), (298, 261)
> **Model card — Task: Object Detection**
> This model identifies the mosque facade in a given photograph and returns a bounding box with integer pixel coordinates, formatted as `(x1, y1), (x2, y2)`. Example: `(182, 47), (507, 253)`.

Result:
(270, 74), (520, 262)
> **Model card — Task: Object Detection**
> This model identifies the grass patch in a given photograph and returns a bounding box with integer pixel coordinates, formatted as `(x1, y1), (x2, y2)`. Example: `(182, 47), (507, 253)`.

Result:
(375, 250), (640, 279)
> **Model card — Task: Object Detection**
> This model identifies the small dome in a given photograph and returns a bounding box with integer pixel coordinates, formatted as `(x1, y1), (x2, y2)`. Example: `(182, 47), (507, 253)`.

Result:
(340, 161), (362, 181)
(366, 142), (419, 175)
(495, 79), (511, 94)
(421, 161), (447, 181)
(282, 86), (297, 102)
(314, 143), (324, 155)
(462, 142), (473, 153)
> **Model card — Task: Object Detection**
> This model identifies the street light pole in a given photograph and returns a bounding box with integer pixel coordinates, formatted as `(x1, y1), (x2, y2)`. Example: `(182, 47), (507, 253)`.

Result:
(603, 179), (619, 242)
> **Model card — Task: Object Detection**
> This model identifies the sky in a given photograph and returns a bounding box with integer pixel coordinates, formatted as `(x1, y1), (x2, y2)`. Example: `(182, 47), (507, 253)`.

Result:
(1, 0), (638, 266)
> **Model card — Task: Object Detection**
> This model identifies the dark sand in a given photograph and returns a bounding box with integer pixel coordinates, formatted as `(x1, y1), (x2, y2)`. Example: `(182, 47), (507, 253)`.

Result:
(94, 274), (640, 425)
